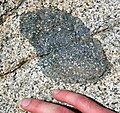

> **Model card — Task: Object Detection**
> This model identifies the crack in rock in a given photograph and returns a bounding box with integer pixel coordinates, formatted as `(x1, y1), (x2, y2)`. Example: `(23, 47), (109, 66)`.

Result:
(90, 18), (120, 37)
(20, 7), (111, 84)
(0, 57), (28, 77)
(0, 0), (25, 25)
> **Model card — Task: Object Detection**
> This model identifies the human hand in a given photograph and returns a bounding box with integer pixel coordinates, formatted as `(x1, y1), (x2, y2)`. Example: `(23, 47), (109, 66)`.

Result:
(20, 90), (115, 113)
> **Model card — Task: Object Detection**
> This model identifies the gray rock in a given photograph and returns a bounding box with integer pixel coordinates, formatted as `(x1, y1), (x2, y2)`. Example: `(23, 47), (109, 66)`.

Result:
(20, 7), (90, 56)
(39, 38), (110, 84)
(20, 7), (110, 84)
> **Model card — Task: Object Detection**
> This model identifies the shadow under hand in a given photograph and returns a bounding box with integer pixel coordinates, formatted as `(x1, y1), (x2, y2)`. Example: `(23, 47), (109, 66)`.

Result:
(43, 100), (81, 113)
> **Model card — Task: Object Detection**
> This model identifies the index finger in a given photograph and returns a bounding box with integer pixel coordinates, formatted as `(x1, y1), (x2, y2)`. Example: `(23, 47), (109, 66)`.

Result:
(20, 98), (74, 113)
(52, 90), (115, 113)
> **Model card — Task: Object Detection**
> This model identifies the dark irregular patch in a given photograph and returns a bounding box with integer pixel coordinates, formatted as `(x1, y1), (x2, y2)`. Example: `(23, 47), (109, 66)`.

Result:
(20, 8), (90, 56)
(20, 7), (110, 84)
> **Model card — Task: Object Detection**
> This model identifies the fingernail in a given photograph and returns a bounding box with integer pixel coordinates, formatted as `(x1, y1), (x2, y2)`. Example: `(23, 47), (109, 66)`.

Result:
(20, 98), (31, 107)
(52, 90), (60, 95)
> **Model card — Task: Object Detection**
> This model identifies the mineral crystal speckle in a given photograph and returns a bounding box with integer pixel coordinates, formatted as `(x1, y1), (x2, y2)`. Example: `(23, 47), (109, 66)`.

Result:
(20, 7), (110, 84)
(20, 8), (90, 56)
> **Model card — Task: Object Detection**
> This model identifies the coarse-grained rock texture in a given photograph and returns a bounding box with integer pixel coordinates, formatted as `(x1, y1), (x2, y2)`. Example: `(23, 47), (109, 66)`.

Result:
(0, 0), (120, 113)
(20, 8), (90, 56)
(20, 8), (110, 84)
(0, 0), (25, 24)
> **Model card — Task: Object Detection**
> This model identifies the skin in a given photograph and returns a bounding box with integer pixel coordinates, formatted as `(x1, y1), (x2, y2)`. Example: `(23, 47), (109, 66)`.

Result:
(20, 90), (115, 113)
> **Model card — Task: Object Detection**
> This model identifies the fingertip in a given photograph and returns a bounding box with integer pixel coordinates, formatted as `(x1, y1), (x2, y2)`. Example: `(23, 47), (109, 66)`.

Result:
(51, 90), (115, 113)
(20, 98), (32, 108)
(20, 97), (74, 113)
(20, 98), (42, 113)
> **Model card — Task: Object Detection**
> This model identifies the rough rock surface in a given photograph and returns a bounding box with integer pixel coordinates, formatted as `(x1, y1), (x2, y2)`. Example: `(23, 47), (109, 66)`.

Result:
(0, 0), (120, 113)
(20, 8), (110, 84)
(0, 0), (25, 24)
(20, 8), (90, 56)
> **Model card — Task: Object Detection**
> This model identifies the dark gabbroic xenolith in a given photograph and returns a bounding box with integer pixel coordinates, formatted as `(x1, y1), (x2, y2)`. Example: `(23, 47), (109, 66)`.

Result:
(20, 7), (110, 84)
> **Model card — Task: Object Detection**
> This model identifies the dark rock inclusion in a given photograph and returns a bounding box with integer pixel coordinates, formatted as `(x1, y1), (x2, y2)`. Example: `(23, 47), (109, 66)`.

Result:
(20, 7), (110, 84)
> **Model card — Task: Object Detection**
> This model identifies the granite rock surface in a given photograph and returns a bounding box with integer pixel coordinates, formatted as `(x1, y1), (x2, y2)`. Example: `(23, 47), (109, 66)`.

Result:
(0, 0), (120, 113)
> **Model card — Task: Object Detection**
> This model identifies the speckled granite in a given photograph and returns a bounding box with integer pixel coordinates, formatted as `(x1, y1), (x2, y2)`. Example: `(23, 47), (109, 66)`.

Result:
(0, 0), (120, 113)
(0, 0), (25, 25)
